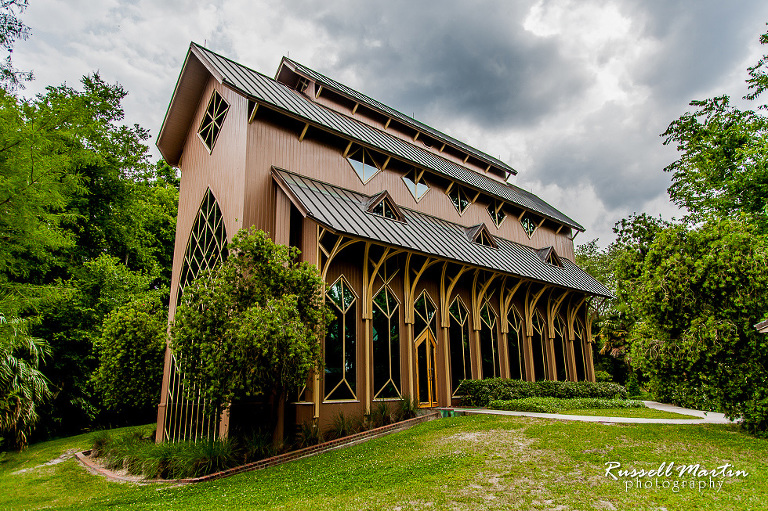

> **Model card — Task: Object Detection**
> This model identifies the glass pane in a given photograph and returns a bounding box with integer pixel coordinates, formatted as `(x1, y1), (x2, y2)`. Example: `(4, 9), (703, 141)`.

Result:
(327, 280), (344, 309)
(417, 343), (429, 404)
(372, 307), (390, 396)
(344, 303), (356, 394)
(324, 311), (344, 396)
(521, 216), (536, 237)
(373, 287), (388, 313)
(532, 331), (546, 381)
(480, 324), (497, 379)
(449, 324), (469, 394)
(341, 281), (355, 311)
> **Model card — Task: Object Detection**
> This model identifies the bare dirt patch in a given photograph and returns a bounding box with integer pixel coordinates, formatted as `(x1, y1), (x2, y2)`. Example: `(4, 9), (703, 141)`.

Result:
(12, 450), (77, 475)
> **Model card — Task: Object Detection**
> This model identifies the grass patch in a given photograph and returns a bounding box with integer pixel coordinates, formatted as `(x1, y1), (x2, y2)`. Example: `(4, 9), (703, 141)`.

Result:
(488, 396), (646, 413)
(1, 416), (766, 510)
(560, 408), (701, 419)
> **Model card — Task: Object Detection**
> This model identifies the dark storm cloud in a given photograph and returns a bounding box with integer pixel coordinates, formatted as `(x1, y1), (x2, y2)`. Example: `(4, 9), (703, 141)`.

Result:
(620, 0), (768, 107)
(528, 101), (678, 212)
(286, 0), (591, 129)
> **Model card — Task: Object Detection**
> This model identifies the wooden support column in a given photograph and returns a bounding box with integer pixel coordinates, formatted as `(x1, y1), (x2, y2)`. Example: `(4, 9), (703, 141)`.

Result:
(499, 331), (510, 378)
(155, 346), (173, 442)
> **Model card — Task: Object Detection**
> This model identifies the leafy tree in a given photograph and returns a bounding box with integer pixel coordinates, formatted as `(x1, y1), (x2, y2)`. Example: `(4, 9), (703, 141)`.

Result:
(628, 218), (768, 433)
(93, 296), (166, 424)
(0, 313), (51, 449)
(32, 255), (157, 436)
(662, 25), (768, 227)
(171, 228), (331, 443)
(0, 0), (31, 90)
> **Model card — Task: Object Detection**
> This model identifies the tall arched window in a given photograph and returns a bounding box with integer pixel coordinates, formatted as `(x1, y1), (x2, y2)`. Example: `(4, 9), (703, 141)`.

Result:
(448, 297), (472, 396)
(325, 276), (357, 401)
(573, 318), (587, 381)
(414, 291), (438, 407)
(507, 305), (526, 380)
(531, 310), (547, 381)
(372, 285), (400, 399)
(177, 188), (228, 304)
(553, 315), (568, 381)
(164, 188), (228, 442)
(479, 300), (500, 379)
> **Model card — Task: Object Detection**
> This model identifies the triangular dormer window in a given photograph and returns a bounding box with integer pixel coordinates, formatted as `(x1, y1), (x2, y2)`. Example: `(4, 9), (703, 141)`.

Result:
(466, 224), (497, 248)
(366, 191), (404, 221)
(536, 247), (563, 267)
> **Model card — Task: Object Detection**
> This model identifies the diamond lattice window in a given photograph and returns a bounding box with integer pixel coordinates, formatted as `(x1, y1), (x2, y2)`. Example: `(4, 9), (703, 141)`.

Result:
(414, 290), (437, 338)
(479, 300), (500, 379)
(507, 306), (525, 380)
(372, 286), (401, 399)
(449, 297), (472, 396)
(325, 276), (357, 401)
(177, 188), (228, 304)
(198, 90), (229, 152)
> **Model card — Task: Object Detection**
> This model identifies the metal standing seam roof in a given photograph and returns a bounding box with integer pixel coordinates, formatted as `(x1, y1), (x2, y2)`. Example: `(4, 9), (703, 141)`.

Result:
(281, 57), (517, 177)
(272, 168), (611, 298)
(189, 43), (585, 232)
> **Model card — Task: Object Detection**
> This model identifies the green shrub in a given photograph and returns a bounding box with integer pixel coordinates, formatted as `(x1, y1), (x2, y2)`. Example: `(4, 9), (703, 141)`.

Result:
(626, 376), (641, 398)
(459, 378), (628, 406)
(325, 411), (352, 440)
(595, 370), (613, 382)
(93, 296), (166, 421)
(397, 395), (417, 420)
(488, 397), (645, 413)
(296, 421), (322, 448)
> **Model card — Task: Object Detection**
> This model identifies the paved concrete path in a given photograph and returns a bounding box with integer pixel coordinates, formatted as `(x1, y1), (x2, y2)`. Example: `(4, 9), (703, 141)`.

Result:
(443, 401), (737, 425)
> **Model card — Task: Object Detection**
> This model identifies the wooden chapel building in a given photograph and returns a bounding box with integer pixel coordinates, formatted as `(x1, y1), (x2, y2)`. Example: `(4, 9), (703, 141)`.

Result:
(155, 43), (612, 442)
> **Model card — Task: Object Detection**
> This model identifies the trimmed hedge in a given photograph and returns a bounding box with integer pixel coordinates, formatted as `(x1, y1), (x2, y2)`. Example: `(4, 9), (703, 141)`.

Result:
(487, 397), (644, 414)
(457, 378), (628, 407)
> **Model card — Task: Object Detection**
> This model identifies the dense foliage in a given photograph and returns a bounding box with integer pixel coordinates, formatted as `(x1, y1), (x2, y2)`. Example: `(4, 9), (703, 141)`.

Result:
(0, 315), (50, 448)
(0, 2), (179, 446)
(93, 295), (167, 424)
(171, 228), (331, 440)
(458, 378), (627, 407)
(576, 25), (768, 436)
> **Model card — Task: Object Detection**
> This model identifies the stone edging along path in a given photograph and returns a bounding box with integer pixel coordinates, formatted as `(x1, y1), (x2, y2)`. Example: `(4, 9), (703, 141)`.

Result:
(75, 411), (440, 485)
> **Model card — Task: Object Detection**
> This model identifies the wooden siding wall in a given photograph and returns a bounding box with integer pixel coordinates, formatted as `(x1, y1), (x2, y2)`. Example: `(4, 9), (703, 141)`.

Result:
(244, 115), (575, 261)
(309, 89), (509, 183)
(167, 78), (248, 319)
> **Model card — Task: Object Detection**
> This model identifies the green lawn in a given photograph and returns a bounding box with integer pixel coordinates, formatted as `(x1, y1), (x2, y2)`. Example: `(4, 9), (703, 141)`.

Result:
(559, 408), (701, 419)
(1, 416), (766, 510)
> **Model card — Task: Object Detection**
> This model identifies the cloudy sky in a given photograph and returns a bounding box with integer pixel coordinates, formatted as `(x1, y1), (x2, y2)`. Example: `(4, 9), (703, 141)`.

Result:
(12, 0), (768, 247)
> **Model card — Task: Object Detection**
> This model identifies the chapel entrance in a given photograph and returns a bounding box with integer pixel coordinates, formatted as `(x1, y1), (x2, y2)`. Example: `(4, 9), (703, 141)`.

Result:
(415, 329), (438, 407)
